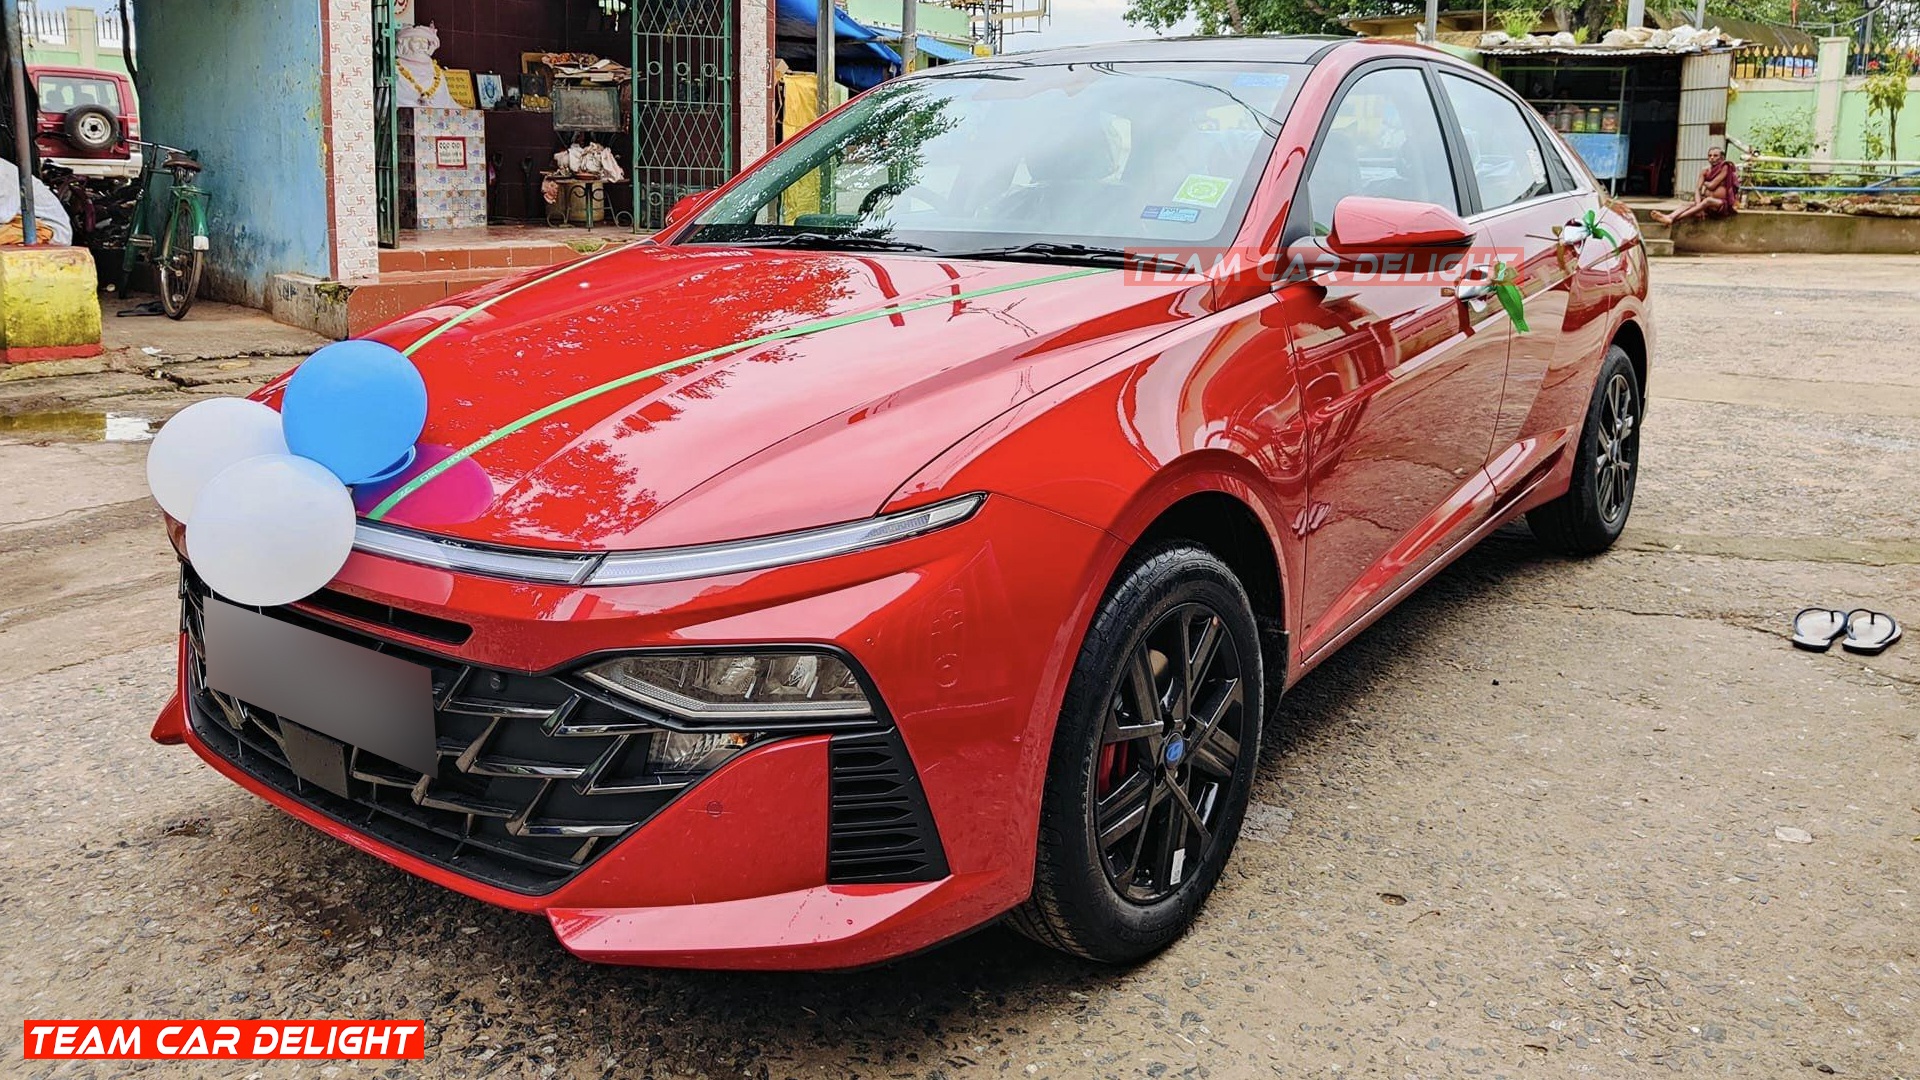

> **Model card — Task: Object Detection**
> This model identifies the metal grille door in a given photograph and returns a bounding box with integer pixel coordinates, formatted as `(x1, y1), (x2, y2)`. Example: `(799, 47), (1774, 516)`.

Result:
(629, 0), (735, 231)
(374, 0), (399, 248)
(1675, 51), (1730, 197)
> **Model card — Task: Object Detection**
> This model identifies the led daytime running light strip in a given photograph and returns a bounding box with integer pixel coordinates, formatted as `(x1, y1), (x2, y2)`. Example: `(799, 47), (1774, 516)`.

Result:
(352, 492), (984, 586)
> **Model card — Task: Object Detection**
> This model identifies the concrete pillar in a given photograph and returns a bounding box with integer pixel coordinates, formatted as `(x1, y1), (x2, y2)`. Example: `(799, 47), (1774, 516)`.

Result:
(739, 0), (773, 166)
(1812, 36), (1848, 172)
(323, 0), (378, 281)
(68, 6), (96, 68)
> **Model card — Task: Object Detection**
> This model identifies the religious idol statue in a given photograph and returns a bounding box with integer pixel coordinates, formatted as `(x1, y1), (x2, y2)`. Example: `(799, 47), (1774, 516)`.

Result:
(395, 24), (460, 109)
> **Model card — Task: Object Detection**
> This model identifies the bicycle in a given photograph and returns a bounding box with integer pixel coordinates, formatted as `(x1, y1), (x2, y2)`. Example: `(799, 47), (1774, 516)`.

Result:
(121, 142), (210, 319)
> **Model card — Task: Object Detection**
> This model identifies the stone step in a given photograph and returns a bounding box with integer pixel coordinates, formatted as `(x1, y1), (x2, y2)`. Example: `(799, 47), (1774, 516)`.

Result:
(1643, 237), (1676, 257)
(271, 240), (635, 339)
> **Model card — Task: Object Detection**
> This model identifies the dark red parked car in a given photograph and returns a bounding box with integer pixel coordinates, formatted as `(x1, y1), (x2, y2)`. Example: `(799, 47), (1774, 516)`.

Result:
(30, 64), (142, 179)
(154, 36), (1650, 969)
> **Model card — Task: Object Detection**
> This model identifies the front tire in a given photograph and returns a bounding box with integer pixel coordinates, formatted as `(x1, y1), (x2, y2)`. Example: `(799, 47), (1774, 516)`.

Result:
(1009, 544), (1263, 963)
(1527, 344), (1642, 555)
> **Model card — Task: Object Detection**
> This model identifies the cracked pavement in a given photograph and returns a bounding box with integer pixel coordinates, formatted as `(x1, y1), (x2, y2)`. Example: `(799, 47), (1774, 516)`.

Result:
(0, 256), (1915, 1078)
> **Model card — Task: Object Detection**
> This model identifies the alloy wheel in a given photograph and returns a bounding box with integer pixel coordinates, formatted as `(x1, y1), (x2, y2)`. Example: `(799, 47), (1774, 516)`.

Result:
(1091, 602), (1247, 904)
(1592, 371), (1638, 524)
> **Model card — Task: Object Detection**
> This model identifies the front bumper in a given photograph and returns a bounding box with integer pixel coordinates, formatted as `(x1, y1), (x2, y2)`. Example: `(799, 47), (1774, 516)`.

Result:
(154, 495), (1119, 968)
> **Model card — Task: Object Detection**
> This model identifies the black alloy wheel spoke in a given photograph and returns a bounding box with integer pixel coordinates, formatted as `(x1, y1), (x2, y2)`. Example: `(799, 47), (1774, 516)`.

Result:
(1188, 724), (1240, 779)
(1095, 770), (1154, 848)
(1162, 777), (1213, 850)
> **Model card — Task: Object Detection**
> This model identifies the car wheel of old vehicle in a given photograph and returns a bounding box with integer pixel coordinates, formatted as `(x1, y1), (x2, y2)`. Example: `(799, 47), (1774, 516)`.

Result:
(1010, 544), (1263, 963)
(64, 104), (119, 153)
(1527, 344), (1642, 555)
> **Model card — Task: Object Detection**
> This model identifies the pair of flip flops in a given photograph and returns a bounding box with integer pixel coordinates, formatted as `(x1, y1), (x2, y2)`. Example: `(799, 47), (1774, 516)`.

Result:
(1792, 608), (1903, 655)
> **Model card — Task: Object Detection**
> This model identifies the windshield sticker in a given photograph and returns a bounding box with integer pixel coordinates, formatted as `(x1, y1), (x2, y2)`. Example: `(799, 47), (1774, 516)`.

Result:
(1141, 205), (1202, 223)
(1232, 72), (1290, 89)
(1173, 174), (1233, 208)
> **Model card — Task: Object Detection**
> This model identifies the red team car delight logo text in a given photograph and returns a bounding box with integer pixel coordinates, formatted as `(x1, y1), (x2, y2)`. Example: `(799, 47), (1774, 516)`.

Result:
(1120, 246), (1527, 286)
(23, 1020), (426, 1060)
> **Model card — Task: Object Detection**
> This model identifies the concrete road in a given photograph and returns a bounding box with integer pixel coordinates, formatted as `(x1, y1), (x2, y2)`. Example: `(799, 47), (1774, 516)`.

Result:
(2, 259), (1916, 1079)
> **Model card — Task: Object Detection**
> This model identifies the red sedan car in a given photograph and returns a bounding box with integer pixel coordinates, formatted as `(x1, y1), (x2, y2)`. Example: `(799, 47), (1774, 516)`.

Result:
(154, 36), (1649, 969)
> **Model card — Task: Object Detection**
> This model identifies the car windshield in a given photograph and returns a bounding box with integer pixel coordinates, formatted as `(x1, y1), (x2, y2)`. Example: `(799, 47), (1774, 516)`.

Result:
(681, 60), (1306, 261)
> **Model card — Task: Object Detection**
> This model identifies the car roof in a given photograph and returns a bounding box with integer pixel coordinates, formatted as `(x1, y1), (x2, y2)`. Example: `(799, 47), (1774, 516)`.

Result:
(985, 34), (1420, 68)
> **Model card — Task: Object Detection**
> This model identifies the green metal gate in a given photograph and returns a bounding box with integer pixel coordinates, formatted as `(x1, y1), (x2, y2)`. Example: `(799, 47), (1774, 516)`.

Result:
(629, 0), (735, 231)
(374, 0), (399, 248)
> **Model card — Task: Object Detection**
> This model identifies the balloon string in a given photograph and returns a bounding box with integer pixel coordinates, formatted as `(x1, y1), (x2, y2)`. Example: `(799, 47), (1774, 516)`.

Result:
(400, 242), (632, 358)
(366, 266), (1111, 521)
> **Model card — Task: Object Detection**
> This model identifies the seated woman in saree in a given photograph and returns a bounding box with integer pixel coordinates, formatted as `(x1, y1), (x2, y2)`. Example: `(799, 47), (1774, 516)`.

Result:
(1653, 146), (1737, 226)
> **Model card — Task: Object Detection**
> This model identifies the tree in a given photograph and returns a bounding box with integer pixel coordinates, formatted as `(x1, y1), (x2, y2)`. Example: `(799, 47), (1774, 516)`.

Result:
(1862, 55), (1910, 160)
(1124, 0), (1424, 37)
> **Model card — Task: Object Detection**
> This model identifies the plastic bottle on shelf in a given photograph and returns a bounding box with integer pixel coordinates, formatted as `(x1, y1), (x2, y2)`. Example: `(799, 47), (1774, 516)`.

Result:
(1602, 106), (1620, 133)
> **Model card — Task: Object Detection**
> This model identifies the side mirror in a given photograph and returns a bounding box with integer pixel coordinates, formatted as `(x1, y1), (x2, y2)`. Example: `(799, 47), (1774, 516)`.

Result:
(666, 189), (717, 226)
(1325, 196), (1473, 253)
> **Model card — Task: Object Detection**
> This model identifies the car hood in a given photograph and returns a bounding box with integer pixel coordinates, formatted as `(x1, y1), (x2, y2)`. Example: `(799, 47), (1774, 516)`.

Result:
(305, 245), (1206, 552)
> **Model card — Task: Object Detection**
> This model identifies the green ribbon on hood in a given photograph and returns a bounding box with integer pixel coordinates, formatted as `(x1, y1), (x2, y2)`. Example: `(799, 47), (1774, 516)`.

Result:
(367, 265), (1111, 521)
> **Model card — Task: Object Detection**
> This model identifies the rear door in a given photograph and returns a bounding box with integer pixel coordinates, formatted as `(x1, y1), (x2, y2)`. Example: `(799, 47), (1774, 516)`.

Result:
(1281, 62), (1511, 658)
(1433, 69), (1604, 492)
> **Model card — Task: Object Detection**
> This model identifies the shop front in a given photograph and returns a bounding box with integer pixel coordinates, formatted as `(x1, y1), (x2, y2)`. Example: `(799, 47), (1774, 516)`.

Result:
(370, 0), (738, 246)
(1482, 46), (1735, 198)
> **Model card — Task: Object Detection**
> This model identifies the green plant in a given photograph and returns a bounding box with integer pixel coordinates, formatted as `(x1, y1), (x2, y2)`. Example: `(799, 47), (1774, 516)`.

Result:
(1863, 57), (1911, 161)
(1501, 4), (1542, 36)
(1743, 106), (1820, 188)
(1572, 24), (1591, 42)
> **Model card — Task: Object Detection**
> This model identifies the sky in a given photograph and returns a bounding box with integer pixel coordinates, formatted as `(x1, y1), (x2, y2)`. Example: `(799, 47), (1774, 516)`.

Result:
(1010, 0), (1198, 50)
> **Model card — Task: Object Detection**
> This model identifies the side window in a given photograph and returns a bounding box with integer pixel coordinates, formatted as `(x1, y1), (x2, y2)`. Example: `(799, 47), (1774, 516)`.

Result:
(1300, 67), (1458, 236)
(1438, 73), (1553, 211)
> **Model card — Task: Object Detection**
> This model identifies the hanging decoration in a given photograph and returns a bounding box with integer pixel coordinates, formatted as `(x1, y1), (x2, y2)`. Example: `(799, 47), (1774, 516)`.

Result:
(1556, 209), (1618, 250)
(147, 340), (428, 607)
(1491, 261), (1530, 334)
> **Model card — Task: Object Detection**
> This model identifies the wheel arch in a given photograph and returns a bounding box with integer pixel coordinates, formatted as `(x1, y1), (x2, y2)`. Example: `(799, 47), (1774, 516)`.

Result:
(1610, 317), (1649, 397)
(1095, 454), (1294, 706)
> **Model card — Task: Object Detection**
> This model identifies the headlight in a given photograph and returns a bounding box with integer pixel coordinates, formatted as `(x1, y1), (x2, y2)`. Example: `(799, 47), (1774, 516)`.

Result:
(646, 730), (755, 774)
(581, 651), (874, 722)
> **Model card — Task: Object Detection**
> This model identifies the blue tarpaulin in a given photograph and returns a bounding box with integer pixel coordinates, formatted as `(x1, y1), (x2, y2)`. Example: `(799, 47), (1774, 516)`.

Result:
(773, 0), (904, 90)
(873, 31), (974, 63)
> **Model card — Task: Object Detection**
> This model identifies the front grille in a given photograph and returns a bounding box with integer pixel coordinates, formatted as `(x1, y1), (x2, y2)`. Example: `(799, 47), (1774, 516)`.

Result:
(827, 731), (950, 884)
(181, 571), (766, 894)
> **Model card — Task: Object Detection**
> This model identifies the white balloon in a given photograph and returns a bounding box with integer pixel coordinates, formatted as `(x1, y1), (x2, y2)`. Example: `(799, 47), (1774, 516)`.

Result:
(187, 454), (357, 607)
(146, 398), (289, 522)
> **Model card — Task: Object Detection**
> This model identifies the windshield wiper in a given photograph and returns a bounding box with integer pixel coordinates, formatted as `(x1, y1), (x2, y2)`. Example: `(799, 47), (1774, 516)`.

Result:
(727, 231), (938, 253)
(949, 242), (1192, 273)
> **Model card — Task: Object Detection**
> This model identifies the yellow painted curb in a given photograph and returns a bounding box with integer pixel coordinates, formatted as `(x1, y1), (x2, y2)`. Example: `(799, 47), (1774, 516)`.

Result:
(0, 246), (104, 363)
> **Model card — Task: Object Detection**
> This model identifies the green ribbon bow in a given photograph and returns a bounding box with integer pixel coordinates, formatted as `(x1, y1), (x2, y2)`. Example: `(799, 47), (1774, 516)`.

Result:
(1492, 261), (1529, 334)
(1579, 209), (1617, 248)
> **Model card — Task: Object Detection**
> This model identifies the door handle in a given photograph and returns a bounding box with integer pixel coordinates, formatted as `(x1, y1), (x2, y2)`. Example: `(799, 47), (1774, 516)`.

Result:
(1444, 265), (1495, 302)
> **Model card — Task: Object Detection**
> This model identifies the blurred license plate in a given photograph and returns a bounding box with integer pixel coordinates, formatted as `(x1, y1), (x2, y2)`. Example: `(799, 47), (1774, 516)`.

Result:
(202, 598), (437, 774)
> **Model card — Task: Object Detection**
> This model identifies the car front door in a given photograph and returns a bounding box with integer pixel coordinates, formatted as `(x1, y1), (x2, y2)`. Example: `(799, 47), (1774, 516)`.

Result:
(1281, 63), (1512, 659)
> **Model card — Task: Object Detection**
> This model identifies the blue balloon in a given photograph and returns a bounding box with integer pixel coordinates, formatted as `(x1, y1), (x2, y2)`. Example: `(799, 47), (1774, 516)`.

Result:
(281, 340), (428, 485)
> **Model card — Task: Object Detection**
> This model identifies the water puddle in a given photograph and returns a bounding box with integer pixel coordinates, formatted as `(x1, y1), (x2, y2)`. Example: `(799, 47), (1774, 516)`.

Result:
(0, 411), (155, 443)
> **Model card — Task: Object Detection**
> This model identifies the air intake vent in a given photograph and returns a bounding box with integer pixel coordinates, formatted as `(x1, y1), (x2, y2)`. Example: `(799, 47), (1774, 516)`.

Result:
(827, 731), (949, 884)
